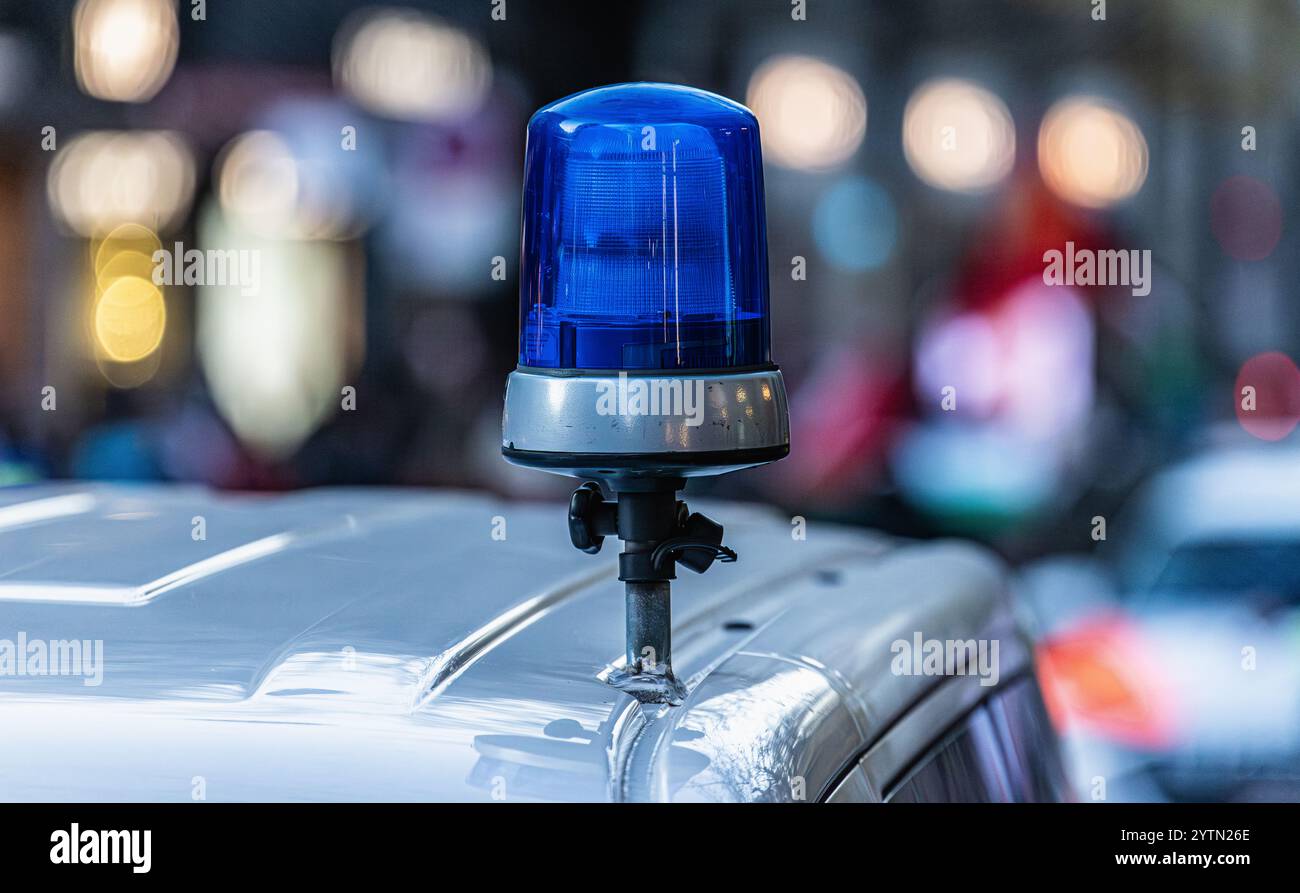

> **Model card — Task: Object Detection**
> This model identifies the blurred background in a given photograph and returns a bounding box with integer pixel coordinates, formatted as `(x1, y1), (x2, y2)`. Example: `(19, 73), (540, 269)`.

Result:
(0, 0), (1298, 801)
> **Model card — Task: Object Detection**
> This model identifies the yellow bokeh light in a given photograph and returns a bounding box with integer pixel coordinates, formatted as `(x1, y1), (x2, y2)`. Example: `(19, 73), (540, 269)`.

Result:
(95, 349), (162, 389)
(746, 55), (867, 171)
(1038, 96), (1148, 209)
(92, 222), (162, 276)
(93, 274), (166, 362)
(95, 249), (157, 292)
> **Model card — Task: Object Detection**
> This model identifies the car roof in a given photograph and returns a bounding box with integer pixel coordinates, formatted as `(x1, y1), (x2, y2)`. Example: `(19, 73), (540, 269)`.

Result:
(0, 483), (1019, 802)
(1114, 446), (1300, 589)
(1139, 447), (1300, 541)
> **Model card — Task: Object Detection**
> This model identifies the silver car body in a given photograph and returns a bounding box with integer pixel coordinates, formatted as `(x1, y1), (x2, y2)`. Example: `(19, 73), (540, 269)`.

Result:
(0, 484), (1038, 802)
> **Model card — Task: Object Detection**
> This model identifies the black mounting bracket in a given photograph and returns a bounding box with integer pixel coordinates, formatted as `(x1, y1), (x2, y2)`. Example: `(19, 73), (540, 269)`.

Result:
(568, 481), (736, 576)
(566, 478), (736, 705)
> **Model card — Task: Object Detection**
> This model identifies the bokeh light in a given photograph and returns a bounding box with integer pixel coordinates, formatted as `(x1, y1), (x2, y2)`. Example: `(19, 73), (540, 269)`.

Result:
(47, 130), (195, 236)
(216, 131), (303, 240)
(900, 283), (1096, 528)
(216, 125), (374, 241)
(891, 422), (1061, 526)
(812, 176), (897, 271)
(902, 77), (1015, 193)
(92, 222), (162, 279)
(746, 54), (866, 171)
(89, 223), (167, 387)
(1234, 352), (1300, 441)
(1038, 96), (1148, 209)
(333, 8), (492, 123)
(73, 0), (178, 103)
(196, 202), (355, 459)
(915, 279), (1095, 439)
(95, 248), (156, 290)
(93, 275), (166, 363)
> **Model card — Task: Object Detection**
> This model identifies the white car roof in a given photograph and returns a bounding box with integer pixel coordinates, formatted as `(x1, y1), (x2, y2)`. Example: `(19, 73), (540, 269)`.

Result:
(1111, 445), (1300, 591)
(0, 484), (1020, 802)
(1138, 447), (1300, 544)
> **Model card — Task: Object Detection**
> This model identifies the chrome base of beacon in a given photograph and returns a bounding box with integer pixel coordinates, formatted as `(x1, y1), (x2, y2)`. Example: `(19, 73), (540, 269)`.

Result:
(502, 368), (789, 705)
(501, 367), (790, 479)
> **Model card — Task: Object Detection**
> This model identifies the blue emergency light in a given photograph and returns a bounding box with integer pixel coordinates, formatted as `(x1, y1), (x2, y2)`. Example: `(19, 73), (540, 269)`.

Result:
(500, 84), (791, 703)
(518, 82), (770, 371)
(503, 83), (789, 480)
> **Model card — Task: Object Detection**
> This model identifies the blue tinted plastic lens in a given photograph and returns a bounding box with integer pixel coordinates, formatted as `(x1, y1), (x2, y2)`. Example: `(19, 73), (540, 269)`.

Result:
(519, 83), (771, 371)
(555, 132), (727, 317)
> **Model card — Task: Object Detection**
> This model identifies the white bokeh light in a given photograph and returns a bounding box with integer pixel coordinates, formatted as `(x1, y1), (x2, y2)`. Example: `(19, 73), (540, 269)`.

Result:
(333, 8), (492, 123)
(903, 78), (1016, 193)
(1038, 96), (1148, 209)
(746, 55), (867, 171)
(73, 0), (179, 103)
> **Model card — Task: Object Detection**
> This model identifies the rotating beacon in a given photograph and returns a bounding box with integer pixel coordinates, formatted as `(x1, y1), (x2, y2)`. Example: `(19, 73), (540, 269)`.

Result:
(502, 83), (789, 704)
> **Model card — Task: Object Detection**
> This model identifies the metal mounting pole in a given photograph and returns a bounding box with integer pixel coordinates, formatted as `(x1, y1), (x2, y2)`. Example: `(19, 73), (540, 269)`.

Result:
(612, 575), (687, 705)
(625, 580), (672, 674)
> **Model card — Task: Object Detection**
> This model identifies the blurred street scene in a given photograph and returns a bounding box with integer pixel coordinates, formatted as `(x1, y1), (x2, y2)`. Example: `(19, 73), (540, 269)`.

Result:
(0, 0), (1298, 801)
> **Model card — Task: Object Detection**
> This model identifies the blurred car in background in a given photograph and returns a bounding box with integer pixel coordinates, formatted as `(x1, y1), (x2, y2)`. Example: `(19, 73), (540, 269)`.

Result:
(1023, 444), (1300, 802)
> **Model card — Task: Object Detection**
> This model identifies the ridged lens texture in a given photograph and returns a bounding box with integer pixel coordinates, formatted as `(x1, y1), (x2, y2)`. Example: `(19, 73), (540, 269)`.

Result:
(519, 83), (771, 370)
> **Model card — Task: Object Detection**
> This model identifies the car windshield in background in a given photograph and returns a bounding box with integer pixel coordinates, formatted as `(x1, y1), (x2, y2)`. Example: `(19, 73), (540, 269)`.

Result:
(1147, 540), (1300, 611)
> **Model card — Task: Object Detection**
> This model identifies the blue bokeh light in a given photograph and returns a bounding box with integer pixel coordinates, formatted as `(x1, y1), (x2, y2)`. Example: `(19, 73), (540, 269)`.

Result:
(812, 176), (897, 272)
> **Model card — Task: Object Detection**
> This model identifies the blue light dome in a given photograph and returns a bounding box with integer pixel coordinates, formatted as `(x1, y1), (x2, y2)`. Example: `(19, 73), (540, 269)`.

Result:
(518, 83), (771, 371)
